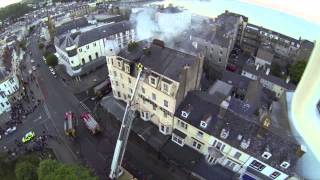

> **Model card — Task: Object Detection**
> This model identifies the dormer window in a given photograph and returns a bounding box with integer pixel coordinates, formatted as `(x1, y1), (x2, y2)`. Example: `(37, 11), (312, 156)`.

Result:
(200, 114), (212, 129)
(262, 152), (272, 159)
(200, 121), (207, 128)
(220, 128), (229, 139)
(181, 104), (192, 119)
(124, 63), (130, 73)
(181, 110), (190, 119)
(149, 74), (158, 88)
(240, 138), (251, 150)
(280, 161), (290, 169)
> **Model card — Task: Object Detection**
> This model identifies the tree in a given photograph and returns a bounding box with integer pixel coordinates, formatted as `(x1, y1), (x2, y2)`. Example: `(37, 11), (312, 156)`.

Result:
(270, 61), (282, 77)
(38, 43), (45, 49)
(289, 60), (307, 85)
(45, 53), (58, 67)
(38, 159), (97, 180)
(15, 162), (37, 180)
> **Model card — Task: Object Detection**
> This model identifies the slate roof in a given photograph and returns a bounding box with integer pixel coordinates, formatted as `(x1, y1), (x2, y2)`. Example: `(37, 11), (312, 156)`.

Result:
(242, 64), (296, 90)
(55, 17), (90, 36)
(118, 40), (197, 82)
(221, 71), (251, 89)
(175, 90), (302, 175)
(256, 47), (274, 63)
(57, 21), (132, 50)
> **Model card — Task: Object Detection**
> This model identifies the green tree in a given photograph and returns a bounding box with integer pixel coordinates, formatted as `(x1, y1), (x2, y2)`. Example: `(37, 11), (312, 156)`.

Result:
(38, 43), (45, 49)
(38, 159), (97, 180)
(15, 161), (37, 180)
(289, 60), (307, 85)
(45, 53), (58, 67)
(270, 61), (282, 77)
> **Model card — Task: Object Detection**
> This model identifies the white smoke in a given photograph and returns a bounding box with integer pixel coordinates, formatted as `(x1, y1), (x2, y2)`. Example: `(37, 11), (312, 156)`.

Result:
(130, 6), (192, 44)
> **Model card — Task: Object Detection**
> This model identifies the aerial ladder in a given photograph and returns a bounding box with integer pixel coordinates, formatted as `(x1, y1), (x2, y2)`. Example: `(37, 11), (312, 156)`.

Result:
(109, 63), (144, 179)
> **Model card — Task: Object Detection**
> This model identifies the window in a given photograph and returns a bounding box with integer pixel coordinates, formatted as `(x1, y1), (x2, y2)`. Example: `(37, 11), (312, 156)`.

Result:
(152, 93), (156, 101)
(163, 111), (167, 118)
(163, 83), (169, 93)
(95, 52), (98, 58)
(113, 71), (117, 77)
(82, 58), (85, 64)
(128, 77), (131, 84)
(164, 100), (168, 107)
(129, 88), (133, 94)
(270, 171), (281, 179)
(249, 160), (266, 171)
(207, 155), (216, 164)
(140, 111), (150, 120)
(79, 48), (82, 52)
(115, 81), (119, 86)
(200, 121), (207, 128)
(192, 140), (202, 150)
(0, 93), (4, 98)
(150, 76), (156, 86)
(153, 105), (156, 111)
(86, 45), (89, 49)
(160, 124), (169, 134)
(71, 60), (74, 64)
(280, 162), (290, 169)
(89, 55), (92, 61)
(225, 160), (236, 169)
(172, 133), (184, 146)
(120, 73), (123, 79)
(197, 131), (204, 138)
(117, 91), (121, 98)
(234, 152), (241, 159)
(124, 64), (130, 73)
(1, 103), (4, 107)
(93, 42), (96, 47)
(141, 87), (145, 94)
(214, 141), (225, 151)
(218, 58), (222, 62)
(177, 120), (188, 129)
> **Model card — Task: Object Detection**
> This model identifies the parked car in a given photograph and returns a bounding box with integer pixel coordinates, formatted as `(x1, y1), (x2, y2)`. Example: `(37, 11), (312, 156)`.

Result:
(5, 126), (17, 135)
(32, 66), (36, 71)
(49, 67), (57, 78)
(22, 131), (36, 143)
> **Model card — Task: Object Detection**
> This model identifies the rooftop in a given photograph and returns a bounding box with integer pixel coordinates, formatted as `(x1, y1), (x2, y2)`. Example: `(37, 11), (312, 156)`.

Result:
(55, 17), (90, 36)
(118, 40), (197, 82)
(175, 90), (302, 175)
(57, 21), (132, 49)
(242, 64), (296, 90)
(256, 47), (274, 62)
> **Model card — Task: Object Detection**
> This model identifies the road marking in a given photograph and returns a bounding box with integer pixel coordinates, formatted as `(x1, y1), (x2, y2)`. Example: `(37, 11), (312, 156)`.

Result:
(33, 115), (42, 122)
(43, 103), (52, 119)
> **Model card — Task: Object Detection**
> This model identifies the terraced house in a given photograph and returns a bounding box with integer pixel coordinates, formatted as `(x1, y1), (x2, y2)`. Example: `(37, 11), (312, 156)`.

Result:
(172, 90), (304, 180)
(106, 40), (204, 135)
(55, 20), (135, 78)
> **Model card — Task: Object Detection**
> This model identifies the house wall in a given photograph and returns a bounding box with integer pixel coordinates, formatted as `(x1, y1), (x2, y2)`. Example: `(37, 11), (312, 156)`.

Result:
(107, 56), (179, 134)
(255, 57), (271, 67)
(243, 157), (289, 180)
(172, 116), (290, 179)
(0, 74), (20, 114)
(241, 70), (258, 80)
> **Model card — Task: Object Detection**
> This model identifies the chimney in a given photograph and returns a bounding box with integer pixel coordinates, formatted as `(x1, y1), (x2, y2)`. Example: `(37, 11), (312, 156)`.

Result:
(218, 98), (230, 118)
(256, 64), (260, 70)
(266, 68), (270, 75)
(183, 64), (190, 70)
(286, 76), (290, 84)
(152, 39), (165, 48)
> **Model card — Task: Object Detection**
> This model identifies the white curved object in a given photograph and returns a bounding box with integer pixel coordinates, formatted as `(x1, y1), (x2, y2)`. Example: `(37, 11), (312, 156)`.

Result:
(291, 40), (320, 161)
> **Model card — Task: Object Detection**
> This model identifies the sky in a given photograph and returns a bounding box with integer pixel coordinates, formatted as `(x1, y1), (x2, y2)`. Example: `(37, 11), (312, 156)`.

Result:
(0, 0), (22, 8)
(240, 0), (320, 26)
(160, 0), (320, 41)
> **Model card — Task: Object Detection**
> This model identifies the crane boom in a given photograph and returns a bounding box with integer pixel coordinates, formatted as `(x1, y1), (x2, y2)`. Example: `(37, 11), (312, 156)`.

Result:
(109, 65), (143, 179)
